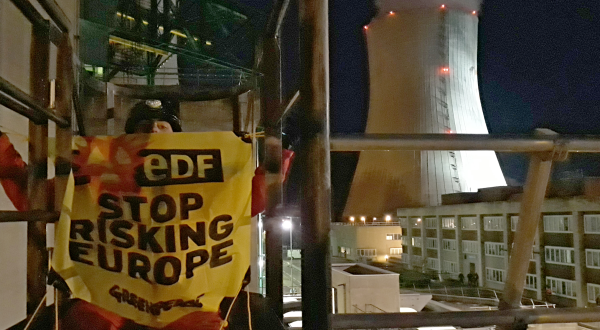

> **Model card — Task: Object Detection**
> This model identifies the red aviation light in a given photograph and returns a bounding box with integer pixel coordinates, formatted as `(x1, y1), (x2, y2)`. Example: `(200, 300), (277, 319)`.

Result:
(440, 4), (445, 9)
(441, 67), (450, 74)
(363, 25), (369, 30)
(472, 11), (477, 15)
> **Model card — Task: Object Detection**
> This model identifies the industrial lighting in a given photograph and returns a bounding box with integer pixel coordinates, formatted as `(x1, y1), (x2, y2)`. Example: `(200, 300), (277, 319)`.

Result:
(385, 215), (392, 221)
(417, 218), (421, 222)
(385, 255), (389, 261)
(389, 11), (395, 15)
(472, 11), (477, 15)
(373, 217), (377, 221)
(441, 67), (450, 74)
(205, 40), (212, 45)
(360, 216), (366, 222)
(363, 25), (369, 30)
(440, 4), (445, 9)
(349, 216), (355, 222)
(282, 219), (292, 230)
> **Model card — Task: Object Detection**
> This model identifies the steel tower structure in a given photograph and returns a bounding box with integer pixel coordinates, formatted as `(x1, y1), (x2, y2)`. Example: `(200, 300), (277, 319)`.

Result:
(344, 0), (506, 218)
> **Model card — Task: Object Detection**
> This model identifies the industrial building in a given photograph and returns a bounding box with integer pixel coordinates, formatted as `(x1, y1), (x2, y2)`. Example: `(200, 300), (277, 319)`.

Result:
(392, 186), (600, 308)
(344, 0), (505, 218)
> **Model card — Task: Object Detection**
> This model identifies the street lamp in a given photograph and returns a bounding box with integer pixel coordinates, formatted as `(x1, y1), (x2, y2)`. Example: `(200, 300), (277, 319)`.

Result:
(282, 219), (294, 294)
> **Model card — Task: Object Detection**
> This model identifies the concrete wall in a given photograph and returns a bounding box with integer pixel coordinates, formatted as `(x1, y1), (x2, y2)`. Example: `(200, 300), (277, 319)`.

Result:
(332, 264), (400, 313)
(331, 224), (403, 262)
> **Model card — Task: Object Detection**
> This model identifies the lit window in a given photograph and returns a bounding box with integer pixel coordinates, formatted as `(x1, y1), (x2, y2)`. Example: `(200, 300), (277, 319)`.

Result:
(543, 215), (572, 233)
(584, 214), (600, 233)
(545, 246), (575, 266)
(546, 277), (576, 298)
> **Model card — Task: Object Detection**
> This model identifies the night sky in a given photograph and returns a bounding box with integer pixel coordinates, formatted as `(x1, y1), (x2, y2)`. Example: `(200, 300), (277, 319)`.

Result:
(240, 0), (600, 218)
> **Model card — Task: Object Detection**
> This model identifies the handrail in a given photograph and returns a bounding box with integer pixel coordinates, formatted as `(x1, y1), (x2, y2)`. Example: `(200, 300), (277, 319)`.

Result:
(352, 305), (365, 313)
(0, 76), (70, 128)
(330, 133), (600, 153)
(365, 304), (387, 313)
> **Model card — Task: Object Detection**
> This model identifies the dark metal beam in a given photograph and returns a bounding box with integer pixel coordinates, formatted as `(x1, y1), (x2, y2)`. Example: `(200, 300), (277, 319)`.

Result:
(9, 0), (46, 29)
(81, 74), (253, 101)
(330, 133), (600, 153)
(0, 92), (46, 124)
(331, 308), (600, 329)
(37, 0), (71, 32)
(0, 211), (60, 223)
(299, 0), (332, 329)
(0, 76), (70, 128)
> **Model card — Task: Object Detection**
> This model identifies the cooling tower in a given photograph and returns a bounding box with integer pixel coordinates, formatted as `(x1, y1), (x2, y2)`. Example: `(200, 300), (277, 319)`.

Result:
(343, 0), (506, 217)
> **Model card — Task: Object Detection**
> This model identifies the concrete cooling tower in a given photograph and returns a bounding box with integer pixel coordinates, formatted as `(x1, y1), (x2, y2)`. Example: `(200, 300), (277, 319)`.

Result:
(343, 0), (506, 218)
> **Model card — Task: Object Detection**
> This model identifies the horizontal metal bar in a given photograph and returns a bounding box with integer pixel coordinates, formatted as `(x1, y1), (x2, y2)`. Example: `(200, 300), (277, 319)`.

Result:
(9, 0), (47, 29)
(37, 0), (70, 33)
(0, 92), (47, 124)
(0, 76), (70, 128)
(332, 307), (600, 329)
(0, 211), (60, 223)
(330, 134), (600, 152)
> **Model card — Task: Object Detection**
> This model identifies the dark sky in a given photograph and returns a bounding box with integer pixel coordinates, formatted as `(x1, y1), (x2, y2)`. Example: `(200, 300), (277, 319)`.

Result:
(240, 0), (600, 218)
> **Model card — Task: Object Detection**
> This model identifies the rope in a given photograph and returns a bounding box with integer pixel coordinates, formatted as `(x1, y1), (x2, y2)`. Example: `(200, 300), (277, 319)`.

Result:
(23, 292), (48, 330)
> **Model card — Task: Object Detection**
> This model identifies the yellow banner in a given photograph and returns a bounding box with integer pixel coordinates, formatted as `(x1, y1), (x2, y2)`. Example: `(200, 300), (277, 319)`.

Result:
(53, 132), (253, 327)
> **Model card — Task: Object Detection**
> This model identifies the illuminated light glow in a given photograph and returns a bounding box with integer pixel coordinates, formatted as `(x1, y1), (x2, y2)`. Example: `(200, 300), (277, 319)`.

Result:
(373, 217), (377, 220)
(440, 4), (445, 9)
(400, 307), (417, 313)
(472, 11), (477, 15)
(289, 321), (302, 328)
(206, 40), (212, 45)
(282, 219), (292, 230)
(349, 216), (355, 222)
(360, 216), (366, 222)
(389, 11), (395, 15)
(363, 25), (369, 30)
(284, 311), (302, 318)
(385, 215), (392, 221)
(417, 218), (421, 222)
(385, 255), (389, 260)
(258, 259), (264, 268)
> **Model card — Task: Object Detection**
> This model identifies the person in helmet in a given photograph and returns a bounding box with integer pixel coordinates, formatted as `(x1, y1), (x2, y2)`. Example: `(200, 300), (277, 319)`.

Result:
(124, 99), (182, 134)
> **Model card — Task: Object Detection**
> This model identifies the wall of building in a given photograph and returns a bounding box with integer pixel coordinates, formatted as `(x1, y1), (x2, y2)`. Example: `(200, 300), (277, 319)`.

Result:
(332, 264), (400, 313)
(331, 224), (403, 262)
(396, 197), (600, 307)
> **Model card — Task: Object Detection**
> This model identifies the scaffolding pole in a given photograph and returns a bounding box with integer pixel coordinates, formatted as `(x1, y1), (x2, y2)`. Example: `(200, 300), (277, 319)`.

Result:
(299, 0), (331, 329)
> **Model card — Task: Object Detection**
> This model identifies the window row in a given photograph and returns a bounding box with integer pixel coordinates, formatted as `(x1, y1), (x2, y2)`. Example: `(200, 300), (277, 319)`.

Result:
(544, 215), (572, 233)
(443, 239), (457, 251)
(546, 277), (576, 298)
(545, 246), (575, 265)
(525, 274), (537, 290)
(443, 260), (459, 274)
(586, 249), (600, 269)
(406, 213), (600, 233)
(483, 216), (505, 231)
(356, 249), (376, 257)
(426, 238), (438, 249)
(486, 267), (505, 283)
(427, 258), (440, 270)
(485, 242), (506, 257)
(390, 247), (403, 255)
(412, 237), (422, 248)
(386, 233), (402, 241)
(463, 240), (479, 254)
(425, 217), (437, 229)
(588, 283), (600, 303)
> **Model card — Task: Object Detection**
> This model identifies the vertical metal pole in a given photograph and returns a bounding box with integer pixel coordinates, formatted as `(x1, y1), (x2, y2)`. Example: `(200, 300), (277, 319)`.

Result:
(54, 34), (74, 328)
(262, 35), (284, 318)
(499, 153), (553, 310)
(299, 0), (331, 328)
(28, 21), (50, 314)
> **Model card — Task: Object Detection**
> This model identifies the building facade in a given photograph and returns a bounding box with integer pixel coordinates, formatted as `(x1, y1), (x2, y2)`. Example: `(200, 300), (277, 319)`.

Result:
(331, 222), (403, 263)
(344, 0), (505, 218)
(396, 197), (600, 308)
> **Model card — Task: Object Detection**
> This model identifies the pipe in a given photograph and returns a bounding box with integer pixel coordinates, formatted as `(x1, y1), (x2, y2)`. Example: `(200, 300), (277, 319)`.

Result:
(0, 92), (46, 124)
(499, 153), (553, 310)
(330, 134), (600, 152)
(331, 307), (600, 329)
(299, 0), (332, 329)
(9, 0), (47, 29)
(0, 211), (60, 223)
(0, 76), (70, 128)
(265, 0), (291, 39)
